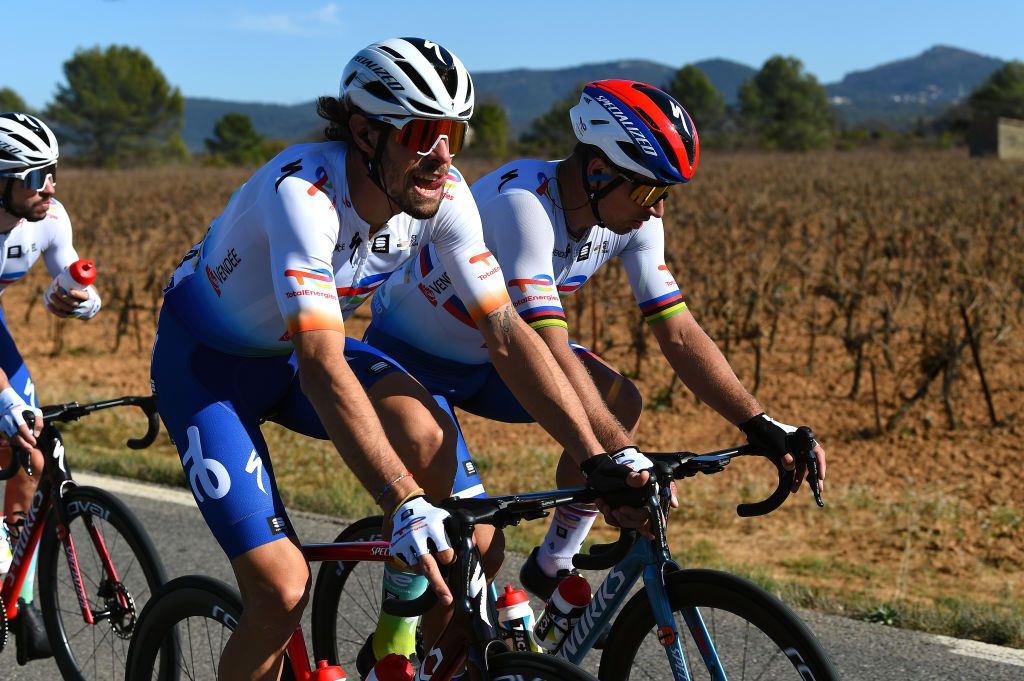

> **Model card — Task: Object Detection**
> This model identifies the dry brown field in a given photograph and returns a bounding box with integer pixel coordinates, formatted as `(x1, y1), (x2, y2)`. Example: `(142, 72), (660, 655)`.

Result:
(4, 149), (1022, 643)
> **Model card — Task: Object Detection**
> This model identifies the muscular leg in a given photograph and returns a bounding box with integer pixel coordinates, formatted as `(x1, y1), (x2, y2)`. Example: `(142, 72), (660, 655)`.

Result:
(222, 540), (310, 681)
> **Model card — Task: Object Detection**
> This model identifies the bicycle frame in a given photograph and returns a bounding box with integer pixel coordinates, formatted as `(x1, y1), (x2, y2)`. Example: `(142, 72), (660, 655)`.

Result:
(1, 425), (129, 625)
(298, 537), (498, 681)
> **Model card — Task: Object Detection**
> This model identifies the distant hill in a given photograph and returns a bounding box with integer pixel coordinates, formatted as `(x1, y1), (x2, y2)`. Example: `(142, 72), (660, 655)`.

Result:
(825, 45), (1006, 126)
(181, 46), (1010, 150)
(182, 58), (754, 150)
(184, 98), (322, 152)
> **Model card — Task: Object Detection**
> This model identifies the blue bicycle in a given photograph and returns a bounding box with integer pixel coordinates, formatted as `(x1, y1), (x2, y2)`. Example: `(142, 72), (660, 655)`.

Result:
(312, 429), (838, 681)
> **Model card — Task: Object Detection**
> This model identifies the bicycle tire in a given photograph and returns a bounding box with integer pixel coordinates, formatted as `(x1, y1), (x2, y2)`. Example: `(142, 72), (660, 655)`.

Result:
(37, 485), (172, 681)
(491, 650), (599, 680)
(126, 574), (298, 681)
(310, 514), (390, 669)
(597, 569), (839, 681)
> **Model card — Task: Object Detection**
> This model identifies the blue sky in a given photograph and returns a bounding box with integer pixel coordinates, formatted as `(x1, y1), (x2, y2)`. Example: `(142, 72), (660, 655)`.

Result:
(8, 1), (1022, 110)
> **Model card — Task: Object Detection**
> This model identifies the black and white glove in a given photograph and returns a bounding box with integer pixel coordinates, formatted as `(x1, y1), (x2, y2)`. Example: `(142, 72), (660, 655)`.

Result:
(389, 495), (452, 568)
(580, 446), (655, 507)
(738, 413), (797, 458)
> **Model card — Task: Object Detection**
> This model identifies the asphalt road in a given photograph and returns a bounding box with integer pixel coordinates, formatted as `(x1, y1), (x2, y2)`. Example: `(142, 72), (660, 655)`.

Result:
(3, 472), (1023, 680)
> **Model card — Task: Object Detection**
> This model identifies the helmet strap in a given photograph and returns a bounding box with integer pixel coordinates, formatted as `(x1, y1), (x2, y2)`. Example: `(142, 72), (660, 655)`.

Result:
(357, 127), (402, 224)
(580, 158), (623, 228)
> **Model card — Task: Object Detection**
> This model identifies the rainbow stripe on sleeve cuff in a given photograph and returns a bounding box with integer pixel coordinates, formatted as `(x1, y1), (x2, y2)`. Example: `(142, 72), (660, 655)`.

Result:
(640, 290), (687, 324)
(521, 305), (569, 331)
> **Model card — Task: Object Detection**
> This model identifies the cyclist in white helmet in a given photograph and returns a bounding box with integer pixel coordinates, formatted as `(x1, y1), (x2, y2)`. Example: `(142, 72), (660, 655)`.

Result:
(0, 111), (102, 664)
(365, 79), (828, 613)
(152, 39), (649, 681)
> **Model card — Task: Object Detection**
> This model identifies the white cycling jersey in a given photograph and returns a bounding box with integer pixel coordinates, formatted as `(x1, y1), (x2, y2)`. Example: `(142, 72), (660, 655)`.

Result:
(371, 159), (687, 363)
(163, 142), (509, 356)
(0, 199), (80, 294)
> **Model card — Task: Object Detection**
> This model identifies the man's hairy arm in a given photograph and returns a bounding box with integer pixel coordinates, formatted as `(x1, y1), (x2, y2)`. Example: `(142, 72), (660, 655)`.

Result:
(478, 304), (604, 463)
(535, 325), (632, 452)
(291, 329), (418, 512)
(650, 310), (761, 424)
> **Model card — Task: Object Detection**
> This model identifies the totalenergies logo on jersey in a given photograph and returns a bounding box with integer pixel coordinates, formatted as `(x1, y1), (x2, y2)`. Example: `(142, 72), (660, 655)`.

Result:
(284, 267), (334, 289)
(657, 264), (677, 287)
(445, 167), (463, 184)
(468, 251), (496, 268)
(468, 251), (500, 282)
(508, 274), (555, 293)
(307, 166), (333, 198)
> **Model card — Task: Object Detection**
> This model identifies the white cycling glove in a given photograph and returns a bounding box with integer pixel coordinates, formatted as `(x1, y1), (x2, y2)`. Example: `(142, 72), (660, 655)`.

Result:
(390, 495), (451, 567)
(43, 282), (102, 320)
(0, 387), (42, 440)
(609, 446), (655, 473)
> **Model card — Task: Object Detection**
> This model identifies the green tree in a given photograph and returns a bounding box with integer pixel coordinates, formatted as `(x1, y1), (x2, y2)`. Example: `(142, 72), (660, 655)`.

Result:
(519, 83), (586, 156)
(667, 65), (726, 133)
(967, 60), (1024, 122)
(0, 88), (29, 113)
(469, 101), (508, 159)
(205, 113), (266, 165)
(46, 45), (187, 167)
(738, 56), (833, 151)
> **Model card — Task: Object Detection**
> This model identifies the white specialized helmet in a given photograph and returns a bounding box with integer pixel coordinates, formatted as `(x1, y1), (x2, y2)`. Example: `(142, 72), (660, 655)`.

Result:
(340, 38), (474, 121)
(0, 112), (59, 173)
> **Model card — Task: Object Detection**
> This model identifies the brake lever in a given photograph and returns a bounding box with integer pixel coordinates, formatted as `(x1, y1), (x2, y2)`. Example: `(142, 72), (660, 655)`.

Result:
(789, 427), (824, 508)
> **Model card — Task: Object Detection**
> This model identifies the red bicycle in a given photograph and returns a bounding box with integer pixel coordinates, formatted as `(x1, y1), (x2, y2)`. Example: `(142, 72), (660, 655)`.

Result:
(125, 493), (600, 680)
(0, 395), (172, 681)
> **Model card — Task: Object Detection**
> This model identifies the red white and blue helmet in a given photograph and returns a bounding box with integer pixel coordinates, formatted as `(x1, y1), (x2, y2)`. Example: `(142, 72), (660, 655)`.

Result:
(0, 112), (59, 173)
(569, 80), (699, 185)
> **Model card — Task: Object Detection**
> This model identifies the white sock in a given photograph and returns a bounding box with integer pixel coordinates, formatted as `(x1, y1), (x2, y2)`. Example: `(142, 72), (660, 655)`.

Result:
(536, 504), (598, 577)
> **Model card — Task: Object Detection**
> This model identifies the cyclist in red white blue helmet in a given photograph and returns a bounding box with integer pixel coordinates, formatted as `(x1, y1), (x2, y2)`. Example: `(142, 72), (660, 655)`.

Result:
(568, 79), (698, 227)
(364, 78), (828, 606)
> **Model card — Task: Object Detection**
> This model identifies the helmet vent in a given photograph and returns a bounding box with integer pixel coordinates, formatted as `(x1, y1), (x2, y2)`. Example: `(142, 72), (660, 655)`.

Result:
(408, 101), (444, 117)
(438, 67), (459, 100)
(616, 141), (646, 166)
(378, 45), (404, 59)
(343, 72), (358, 87)
(364, 80), (400, 105)
(9, 134), (39, 152)
(397, 61), (434, 98)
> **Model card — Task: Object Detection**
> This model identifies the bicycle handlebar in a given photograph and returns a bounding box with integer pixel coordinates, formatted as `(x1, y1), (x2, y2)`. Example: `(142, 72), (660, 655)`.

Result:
(0, 395), (161, 480)
(383, 429), (824, 615)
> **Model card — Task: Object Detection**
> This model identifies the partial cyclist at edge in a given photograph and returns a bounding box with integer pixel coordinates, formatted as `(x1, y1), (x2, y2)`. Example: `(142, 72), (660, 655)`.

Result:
(363, 78), (829, 653)
(0, 112), (102, 665)
(151, 38), (649, 681)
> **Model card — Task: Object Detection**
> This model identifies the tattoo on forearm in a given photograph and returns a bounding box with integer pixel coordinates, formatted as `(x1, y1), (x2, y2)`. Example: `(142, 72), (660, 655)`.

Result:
(488, 306), (515, 339)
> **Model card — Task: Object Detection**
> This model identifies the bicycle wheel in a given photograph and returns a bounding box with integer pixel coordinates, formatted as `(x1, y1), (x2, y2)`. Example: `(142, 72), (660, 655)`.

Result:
(126, 574), (298, 681)
(598, 569), (839, 681)
(490, 650), (598, 680)
(310, 515), (390, 669)
(37, 485), (172, 681)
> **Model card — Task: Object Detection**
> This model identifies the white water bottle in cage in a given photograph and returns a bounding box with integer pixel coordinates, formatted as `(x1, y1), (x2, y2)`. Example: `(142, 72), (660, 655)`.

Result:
(533, 573), (592, 652)
(496, 583), (541, 652)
